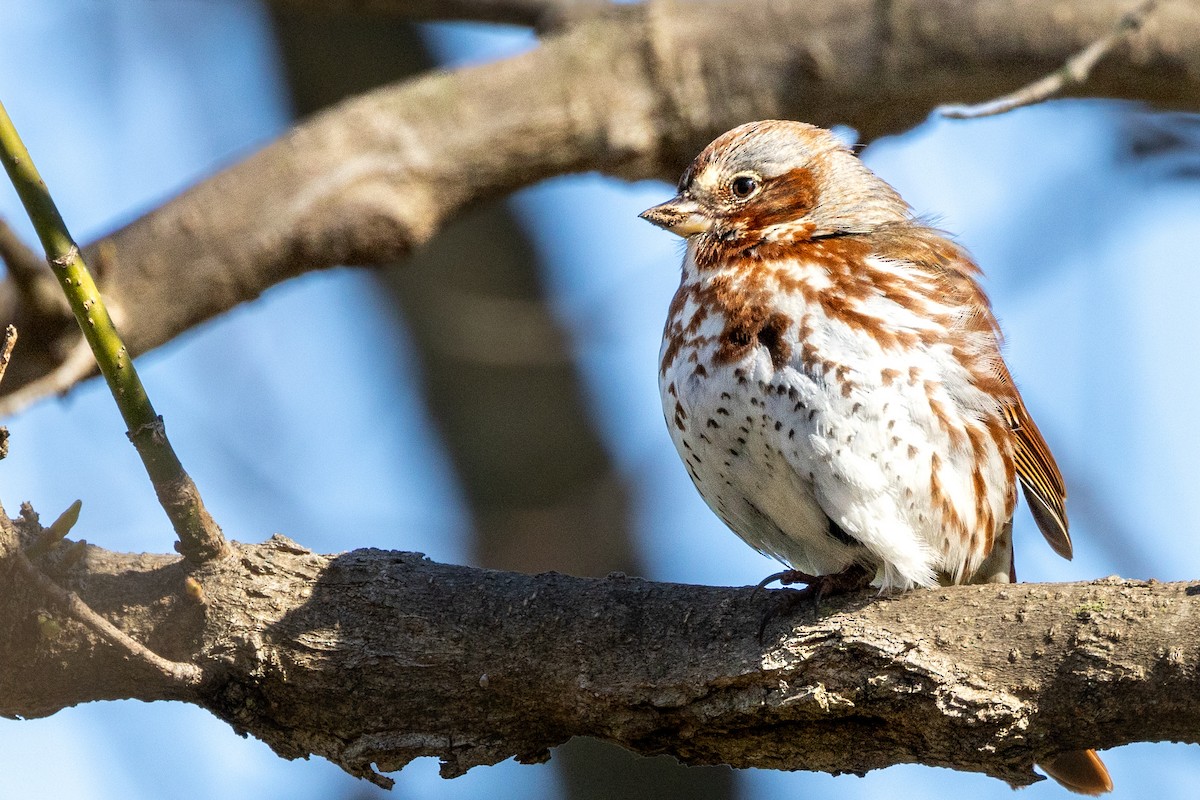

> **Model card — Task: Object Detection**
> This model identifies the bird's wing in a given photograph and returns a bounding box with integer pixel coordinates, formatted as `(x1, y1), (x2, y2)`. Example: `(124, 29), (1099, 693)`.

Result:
(1001, 379), (1073, 560)
(901, 229), (1074, 563)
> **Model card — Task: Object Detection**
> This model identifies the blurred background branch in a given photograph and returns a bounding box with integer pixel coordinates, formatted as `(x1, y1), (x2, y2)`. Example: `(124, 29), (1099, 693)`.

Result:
(268, 0), (611, 28)
(0, 0), (1196, 412)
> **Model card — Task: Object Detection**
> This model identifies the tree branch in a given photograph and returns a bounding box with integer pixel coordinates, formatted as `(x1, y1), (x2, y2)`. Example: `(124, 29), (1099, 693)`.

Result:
(2, 0), (1198, 411)
(0, 218), (62, 320)
(2, 516), (204, 689)
(0, 525), (1197, 789)
(0, 324), (14, 388)
(938, 0), (1159, 118)
(267, 0), (609, 29)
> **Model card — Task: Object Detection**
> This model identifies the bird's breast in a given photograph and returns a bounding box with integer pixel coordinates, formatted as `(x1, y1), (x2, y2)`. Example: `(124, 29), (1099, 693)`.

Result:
(658, 252), (1018, 584)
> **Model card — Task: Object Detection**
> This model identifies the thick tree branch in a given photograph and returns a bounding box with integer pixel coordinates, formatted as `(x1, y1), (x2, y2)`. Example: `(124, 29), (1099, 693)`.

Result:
(267, 0), (609, 29)
(1, 523), (1197, 790)
(2, 0), (1198, 412)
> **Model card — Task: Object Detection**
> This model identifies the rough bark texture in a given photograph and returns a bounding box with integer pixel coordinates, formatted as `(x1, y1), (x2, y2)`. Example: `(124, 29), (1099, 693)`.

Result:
(2, 0), (1199, 411)
(4, 524), (1198, 790)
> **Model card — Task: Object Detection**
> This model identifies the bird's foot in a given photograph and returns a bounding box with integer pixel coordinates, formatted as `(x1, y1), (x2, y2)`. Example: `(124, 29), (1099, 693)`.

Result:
(754, 563), (872, 597)
(755, 568), (822, 592)
(755, 564), (873, 641)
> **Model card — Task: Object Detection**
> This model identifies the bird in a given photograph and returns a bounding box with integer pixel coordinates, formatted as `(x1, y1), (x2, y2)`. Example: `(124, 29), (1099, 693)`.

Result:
(639, 120), (1112, 795)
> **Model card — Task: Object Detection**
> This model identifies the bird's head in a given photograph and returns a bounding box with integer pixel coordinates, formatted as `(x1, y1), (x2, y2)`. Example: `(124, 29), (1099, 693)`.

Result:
(640, 120), (910, 248)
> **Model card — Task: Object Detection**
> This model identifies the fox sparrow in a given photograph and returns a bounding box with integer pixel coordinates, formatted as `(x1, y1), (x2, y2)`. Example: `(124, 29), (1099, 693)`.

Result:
(641, 120), (1112, 795)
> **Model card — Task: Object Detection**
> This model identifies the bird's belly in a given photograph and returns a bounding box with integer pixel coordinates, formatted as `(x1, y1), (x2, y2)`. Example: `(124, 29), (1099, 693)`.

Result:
(661, 349), (864, 575)
(661, 324), (1008, 588)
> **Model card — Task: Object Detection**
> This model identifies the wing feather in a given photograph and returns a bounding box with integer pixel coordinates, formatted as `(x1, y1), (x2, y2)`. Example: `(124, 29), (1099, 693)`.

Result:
(853, 224), (1073, 561)
(1003, 395), (1072, 559)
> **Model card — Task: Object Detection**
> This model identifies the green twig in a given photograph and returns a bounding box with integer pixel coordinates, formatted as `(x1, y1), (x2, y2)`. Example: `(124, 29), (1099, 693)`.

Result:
(0, 100), (228, 562)
(25, 498), (83, 558)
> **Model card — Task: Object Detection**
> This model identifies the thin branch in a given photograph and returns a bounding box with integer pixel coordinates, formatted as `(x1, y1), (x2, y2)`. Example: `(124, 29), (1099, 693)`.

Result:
(0, 336), (94, 418)
(15, 547), (204, 688)
(0, 100), (229, 562)
(0, 499), (203, 696)
(0, 324), (14, 388)
(0, 324), (12, 459)
(938, 0), (1158, 119)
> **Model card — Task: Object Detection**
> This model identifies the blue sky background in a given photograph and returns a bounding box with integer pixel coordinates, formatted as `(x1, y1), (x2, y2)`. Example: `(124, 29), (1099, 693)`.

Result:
(0, 2), (1197, 798)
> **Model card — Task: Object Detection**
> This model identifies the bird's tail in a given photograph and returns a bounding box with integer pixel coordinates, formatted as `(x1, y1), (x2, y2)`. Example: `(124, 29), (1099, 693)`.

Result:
(1040, 750), (1114, 796)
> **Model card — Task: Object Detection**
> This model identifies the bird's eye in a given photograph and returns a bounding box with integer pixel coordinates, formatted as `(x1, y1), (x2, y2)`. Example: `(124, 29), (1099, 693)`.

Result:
(730, 174), (760, 199)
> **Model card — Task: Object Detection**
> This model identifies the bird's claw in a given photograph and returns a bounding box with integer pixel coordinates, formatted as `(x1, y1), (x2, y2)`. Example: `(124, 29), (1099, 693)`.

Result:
(754, 564), (873, 641)
(752, 568), (821, 597)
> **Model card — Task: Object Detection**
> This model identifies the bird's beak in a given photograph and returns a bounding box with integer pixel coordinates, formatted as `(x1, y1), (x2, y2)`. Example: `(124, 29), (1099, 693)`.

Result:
(639, 195), (711, 237)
